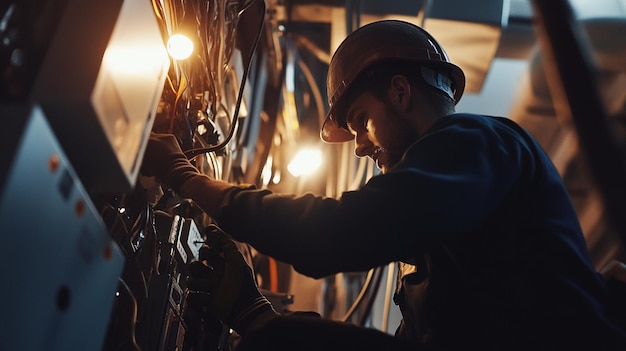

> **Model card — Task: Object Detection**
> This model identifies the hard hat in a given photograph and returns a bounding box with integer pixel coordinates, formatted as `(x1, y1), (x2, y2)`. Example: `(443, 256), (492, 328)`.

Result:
(321, 20), (466, 143)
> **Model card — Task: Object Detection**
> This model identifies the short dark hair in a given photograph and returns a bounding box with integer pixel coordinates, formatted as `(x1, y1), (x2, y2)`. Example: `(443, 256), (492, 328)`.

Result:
(333, 60), (456, 128)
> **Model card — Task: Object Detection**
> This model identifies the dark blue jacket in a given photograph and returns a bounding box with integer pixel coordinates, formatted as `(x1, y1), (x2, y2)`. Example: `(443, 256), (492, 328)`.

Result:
(217, 113), (625, 349)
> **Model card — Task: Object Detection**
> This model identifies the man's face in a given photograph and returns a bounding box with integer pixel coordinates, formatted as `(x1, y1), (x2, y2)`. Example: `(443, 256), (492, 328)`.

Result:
(344, 90), (416, 174)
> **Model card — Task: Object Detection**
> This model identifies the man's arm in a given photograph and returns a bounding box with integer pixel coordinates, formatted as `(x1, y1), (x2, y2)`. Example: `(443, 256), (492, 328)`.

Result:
(142, 133), (240, 218)
(179, 174), (237, 218)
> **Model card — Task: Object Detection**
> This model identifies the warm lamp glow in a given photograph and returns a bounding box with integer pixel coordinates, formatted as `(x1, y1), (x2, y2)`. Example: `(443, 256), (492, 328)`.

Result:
(167, 34), (194, 60)
(103, 45), (169, 75)
(288, 148), (322, 177)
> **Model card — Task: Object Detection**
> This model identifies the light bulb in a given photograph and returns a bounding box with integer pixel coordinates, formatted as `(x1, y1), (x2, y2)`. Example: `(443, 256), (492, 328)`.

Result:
(167, 34), (194, 60)
(288, 148), (322, 177)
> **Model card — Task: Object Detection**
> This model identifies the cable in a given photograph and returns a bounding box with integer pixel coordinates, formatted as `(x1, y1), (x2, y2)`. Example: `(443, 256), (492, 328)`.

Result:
(340, 267), (376, 322)
(186, 0), (259, 157)
(296, 53), (325, 125)
(184, 0), (266, 159)
(192, 124), (222, 179)
(238, 0), (257, 16)
(357, 266), (384, 326)
(114, 277), (142, 351)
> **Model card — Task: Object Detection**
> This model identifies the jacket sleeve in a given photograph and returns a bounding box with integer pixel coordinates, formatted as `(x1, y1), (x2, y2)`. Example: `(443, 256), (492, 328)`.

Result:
(215, 116), (533, 278)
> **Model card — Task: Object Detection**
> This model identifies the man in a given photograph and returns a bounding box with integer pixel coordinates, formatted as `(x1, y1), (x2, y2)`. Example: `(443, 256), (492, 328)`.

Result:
(143, 20), (626, 349)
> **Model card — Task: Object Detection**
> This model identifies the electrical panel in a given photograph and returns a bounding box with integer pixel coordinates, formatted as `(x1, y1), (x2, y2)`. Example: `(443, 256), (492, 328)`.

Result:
(0, 1), (298, 350)
(0, 104), (125, 351)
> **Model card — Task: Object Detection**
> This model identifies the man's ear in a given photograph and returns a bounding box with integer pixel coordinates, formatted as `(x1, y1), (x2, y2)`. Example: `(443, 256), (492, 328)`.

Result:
(388, 74), (411, 111)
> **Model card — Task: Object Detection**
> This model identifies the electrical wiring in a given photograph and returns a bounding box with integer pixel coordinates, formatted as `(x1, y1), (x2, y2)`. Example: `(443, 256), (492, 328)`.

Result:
(191, 118), (223, 180)
(340, 266), (384, 324)
(101, 203), (126, 231)
(153, 0), (250, 164)
(101, 202), (134, 256)
(112, 276), (142, 351)
(221, 145), (234, 182)
(184, 0), (266, 159)
(100, 197), (163, 344)
(238, 0), (257, 16)
(197, 0), (220, 104)
(129, 201), (150, 252)
(294, 43), (379, 194)
(356, 266), (384, 326)
(106, 3), (258, 348)
(151, 0), (164, 20)
(290, 33), (380, 197)
(224, 1), (241, 70)
(197, 1), (220, 111)
(340, 268), (375, 322)
(295, 54), (325, 126)
(129, 203), (153, 264)
(165, 73), (177, 94)
(169, 72), (189, 134)
(102, 196), (153, 301)
(213, 0), (226, 103)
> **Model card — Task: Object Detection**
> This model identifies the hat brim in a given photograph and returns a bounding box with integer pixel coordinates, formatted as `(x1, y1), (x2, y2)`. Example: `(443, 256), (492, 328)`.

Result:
(320, 111), (354, 143)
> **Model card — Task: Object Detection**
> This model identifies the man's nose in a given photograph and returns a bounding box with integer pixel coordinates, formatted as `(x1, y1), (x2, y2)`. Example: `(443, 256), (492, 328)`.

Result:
(354, 133), (372, 157)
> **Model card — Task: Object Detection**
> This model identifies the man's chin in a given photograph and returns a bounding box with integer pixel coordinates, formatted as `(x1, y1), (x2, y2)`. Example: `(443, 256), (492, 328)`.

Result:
(377, 157), (400, 174)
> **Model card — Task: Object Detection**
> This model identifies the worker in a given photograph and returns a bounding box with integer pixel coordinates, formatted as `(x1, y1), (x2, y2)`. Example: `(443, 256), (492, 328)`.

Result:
(143, 20), (626, 350)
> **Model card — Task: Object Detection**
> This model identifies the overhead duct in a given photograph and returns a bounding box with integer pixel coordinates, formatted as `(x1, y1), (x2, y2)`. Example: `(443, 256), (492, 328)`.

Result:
(508, 17), (626, 267)
(509, 17), (626, 167)
(323, 0), (512, 95)
(288, 0), (531, 95)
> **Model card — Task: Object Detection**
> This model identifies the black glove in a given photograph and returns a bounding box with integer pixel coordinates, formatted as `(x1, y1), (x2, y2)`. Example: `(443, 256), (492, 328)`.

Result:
(187, 225), (278, 335)
(141, 133), (199, 191)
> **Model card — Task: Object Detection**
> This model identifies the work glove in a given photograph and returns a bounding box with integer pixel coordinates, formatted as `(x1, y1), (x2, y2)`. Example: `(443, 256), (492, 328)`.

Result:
(187, 224), (278, 335)
(141, 133), (200, 192)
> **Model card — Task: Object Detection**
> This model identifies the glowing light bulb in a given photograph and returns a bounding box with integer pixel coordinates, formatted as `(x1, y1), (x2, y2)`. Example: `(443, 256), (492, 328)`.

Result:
(167, 34), (194, 60)
(288, 148), (322, 177)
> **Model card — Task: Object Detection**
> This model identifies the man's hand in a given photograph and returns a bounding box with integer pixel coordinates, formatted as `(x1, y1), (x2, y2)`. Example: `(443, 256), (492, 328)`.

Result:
(187, 225), (278, 335)
(141, 133), (200, 191)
